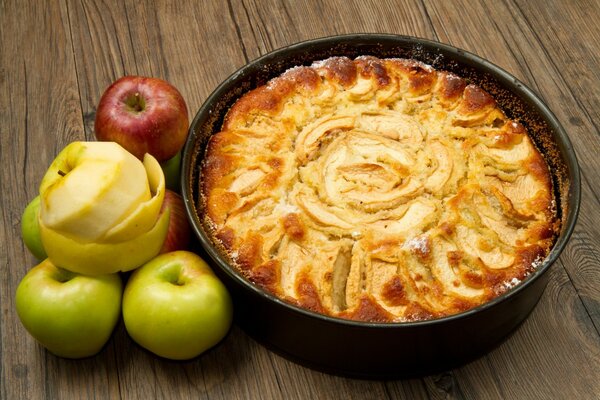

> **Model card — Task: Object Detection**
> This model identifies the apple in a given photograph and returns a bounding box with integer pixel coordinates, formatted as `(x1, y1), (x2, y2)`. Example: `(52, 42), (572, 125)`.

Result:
(122, 251), (233, 360)
(94, 76), (189, 162)
(38, 141), (169, 275)
(161, 151), (181, 192)
(160, 189), (191, 253)
(39, 141), (153, 241)
(21, 196), (47, 260)
(15, 259), (123, 358)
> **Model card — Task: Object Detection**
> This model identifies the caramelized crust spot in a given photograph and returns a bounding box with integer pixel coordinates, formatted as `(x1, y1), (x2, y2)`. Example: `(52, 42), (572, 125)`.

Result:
(205, 189), (239, 225)
(355, 56), (390, 86)
(489, 128), (524, 148)
(507, 120), (527, 135)
(447, 251), (463, 268)
(267, 156), (283, 169)
(282, 213), (306, 241)
(515, 244), (545, 275)
(295, 270), (325, 313)
(527, 151), (554, 213)
(237, 233), (263, 270)
(459, 84), (496, 114)
(281, 66), (322, 92)
(382, 276), (409, 307)
(408, 67), (436, 94)
(387, 58), (436, 94)
(437, 71), (466, 102)
(224, 89), (295, 131)
(527, 149), (553, 188)
(528, 221), (557, 241)
(215, 226), (235, 250)
(461, 270), (485, 289)
(404, 302), (436, 322)
(313, 56), (357, 87)
(249, 260), (281, 291)
(439, 222), (455, 236)
(341, 294), (395, 322)
(451, 298), (477, 313)
(202, 141), (238, 192)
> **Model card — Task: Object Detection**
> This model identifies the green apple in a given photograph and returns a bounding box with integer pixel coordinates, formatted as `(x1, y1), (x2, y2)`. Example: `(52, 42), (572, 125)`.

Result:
(160, 151), (181, 192)
(38, 141), (169, 275)
(122, 251), (233, 360)
(21, 196), (47, 260)
(15, 259), (123, 358)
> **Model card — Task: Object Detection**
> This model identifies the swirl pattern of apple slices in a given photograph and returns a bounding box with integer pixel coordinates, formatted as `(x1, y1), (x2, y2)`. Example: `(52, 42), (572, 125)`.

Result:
(39, 141), (168, 275)
(201, 56), (558, 322)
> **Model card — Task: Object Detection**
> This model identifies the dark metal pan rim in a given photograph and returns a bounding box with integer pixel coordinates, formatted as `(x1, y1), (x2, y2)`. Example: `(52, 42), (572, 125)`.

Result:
(182, 33), (580, 330)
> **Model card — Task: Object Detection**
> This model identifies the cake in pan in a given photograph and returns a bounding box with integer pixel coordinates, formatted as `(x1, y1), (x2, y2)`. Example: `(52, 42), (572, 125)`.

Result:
(200, 56), (559, 322)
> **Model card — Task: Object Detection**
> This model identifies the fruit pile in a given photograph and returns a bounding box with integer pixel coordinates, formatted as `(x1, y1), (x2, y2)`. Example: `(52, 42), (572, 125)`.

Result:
(16, 76), (233, 360)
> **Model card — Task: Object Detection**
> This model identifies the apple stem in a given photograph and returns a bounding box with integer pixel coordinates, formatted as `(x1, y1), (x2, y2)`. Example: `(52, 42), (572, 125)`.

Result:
(54, 267), (76, 283)
(160, 263), (186, 286)
(133, 93), (142, 112)
(58, 170), (66, 177)
(125, 92), (145, 113)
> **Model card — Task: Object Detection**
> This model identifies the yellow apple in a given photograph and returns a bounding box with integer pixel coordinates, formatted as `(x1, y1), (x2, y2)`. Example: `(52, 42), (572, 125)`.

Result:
(39, 141), (169, 275)
(39, 141), (151, 241)
(39, 208), (170, 275)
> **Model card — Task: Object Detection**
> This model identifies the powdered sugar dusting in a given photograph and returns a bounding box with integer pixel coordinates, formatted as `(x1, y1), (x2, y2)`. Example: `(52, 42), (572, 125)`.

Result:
(503, 277), (522, 290)
(530, 255), (545, 270)
(501, 255), (545, 292)
(403, 236), (429, 253)
(274, 197), (299, 214)
(548, 198), (557, 216)
(311, 59), (329, 69)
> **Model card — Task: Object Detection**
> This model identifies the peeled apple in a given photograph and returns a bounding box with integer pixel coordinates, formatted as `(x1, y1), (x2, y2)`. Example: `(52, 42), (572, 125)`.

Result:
(38, 141), (169, 275)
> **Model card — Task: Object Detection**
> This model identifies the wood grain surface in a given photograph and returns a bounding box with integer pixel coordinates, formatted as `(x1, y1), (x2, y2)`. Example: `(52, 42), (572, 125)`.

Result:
(1, 0), (599, 399)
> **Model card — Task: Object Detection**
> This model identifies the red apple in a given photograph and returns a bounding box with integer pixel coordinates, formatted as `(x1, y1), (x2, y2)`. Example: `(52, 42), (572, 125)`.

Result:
(94, 76), (189, 162)
(160, 190), (191, 253)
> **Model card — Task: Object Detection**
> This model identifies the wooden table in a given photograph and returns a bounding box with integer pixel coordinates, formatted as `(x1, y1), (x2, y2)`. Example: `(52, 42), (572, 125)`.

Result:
(2, 1), (599, 398)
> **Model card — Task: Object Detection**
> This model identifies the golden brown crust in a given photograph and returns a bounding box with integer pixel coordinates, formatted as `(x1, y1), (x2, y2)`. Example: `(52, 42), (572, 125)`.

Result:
(248, 259), (281, 292)
(200, 56), (559, 322)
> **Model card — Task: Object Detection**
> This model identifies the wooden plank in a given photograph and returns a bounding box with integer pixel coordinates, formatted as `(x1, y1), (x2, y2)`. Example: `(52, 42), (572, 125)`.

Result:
(66, 0), (138, 139)
(231, 0), (436, 59)
(267, 353), (395, 400)
(562, 175), (600, 332)
(511, 0), (600, 136)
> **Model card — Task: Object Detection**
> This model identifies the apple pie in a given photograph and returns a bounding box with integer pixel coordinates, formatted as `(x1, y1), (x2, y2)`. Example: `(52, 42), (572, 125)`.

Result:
(200, 56), (559, 322)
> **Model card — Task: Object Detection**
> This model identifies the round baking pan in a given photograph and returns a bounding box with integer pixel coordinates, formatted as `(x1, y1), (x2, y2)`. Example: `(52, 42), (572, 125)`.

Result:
(181, 34), (580, 378)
